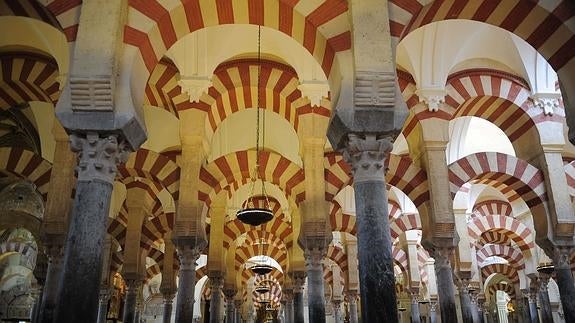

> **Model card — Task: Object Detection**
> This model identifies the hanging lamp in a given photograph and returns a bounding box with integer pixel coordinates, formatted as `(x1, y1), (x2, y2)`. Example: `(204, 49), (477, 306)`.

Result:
(236, 24), (273, 227)
(254, 279), (271, 294)
(249, 235), (274, 276)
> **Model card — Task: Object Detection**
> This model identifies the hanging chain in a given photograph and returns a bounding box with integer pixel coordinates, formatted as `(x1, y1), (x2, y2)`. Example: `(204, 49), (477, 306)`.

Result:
(255, 24), (261, 176)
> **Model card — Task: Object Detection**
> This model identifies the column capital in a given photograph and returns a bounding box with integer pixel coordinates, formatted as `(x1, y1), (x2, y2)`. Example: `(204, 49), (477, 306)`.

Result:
(345, 290), (358, 303)
(415, 87), (446, 112)
(304, 245), (327, 271)
(223, 288), (237, 300)
(69, 133), (130, 183)
(342, 134), (393, 183)
(426, 245), (454, 270)
(410, 290), (420, 304)
(173, 237), (204, 271)
(282, 288), (294, 301)
(289, 271), (307, 292)
(552, 246), (574, 270)
(160, 287), (176, 301)
(208, 271), (224, 289)
(233, 299), (242, 307)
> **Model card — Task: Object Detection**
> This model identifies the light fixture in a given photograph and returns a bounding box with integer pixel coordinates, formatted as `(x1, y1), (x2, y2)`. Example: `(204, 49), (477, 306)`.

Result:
(249, 236), (274, 276)
(236, 24), (273, 227)
(255, 281), (271, 294)
(537, 262), (554, 275)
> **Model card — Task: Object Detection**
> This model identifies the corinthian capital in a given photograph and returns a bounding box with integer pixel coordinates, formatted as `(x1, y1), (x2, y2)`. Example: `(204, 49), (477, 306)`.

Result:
(69, 133), (130, 183)
(342, 134), (393, 182)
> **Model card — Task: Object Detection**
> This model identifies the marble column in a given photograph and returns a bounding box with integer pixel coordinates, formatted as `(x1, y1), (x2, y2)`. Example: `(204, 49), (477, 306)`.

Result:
(283, 288), (294, 323)
(39, 243), (63, 323)
(457, 279), (473, 323)
(410, 291), (421, 323)
(343, 134), (398, 322)
(173, 241), (203, 322)
(291, 272), (306, 323)
(161, 291), (175, 323)
(346, 290), (358, 323)
(223, 288), (236, 323)
(123, 278), (141, 323)
(30, 286), (42, 323)
(234, 300), (242, 323)
(528, 288), (539, 323)
(538, 274), (553, 323)
(304, 246), (326, 323)
(97, 289), (110, 323)
(429, 246), (457, 323)
(553, 246), (575, 323)
(429, 300), (438, 323)
(333, 300), (343, 323)
(209, 272), (224, 323)
(469, 289), (481, 323)
(54, 134), (129, 322)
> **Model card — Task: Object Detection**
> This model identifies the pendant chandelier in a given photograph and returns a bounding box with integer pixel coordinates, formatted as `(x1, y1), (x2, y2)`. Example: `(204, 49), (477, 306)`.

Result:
(236, 24), (273, 227)
(249, 234), (274, 276)
(254, 279), (271, 294)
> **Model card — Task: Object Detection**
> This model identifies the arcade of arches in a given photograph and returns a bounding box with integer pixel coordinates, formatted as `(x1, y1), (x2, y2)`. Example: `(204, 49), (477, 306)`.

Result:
(2, 1), (575, 323)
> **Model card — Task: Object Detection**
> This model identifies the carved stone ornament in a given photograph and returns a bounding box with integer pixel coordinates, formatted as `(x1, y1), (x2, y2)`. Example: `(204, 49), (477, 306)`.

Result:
(553, 246), (573, 270)
(177, 76), (212, 103)
(342, 134), (393, 183)
(354, 71), (395, 107)
(290, 272), (307, 292)
(70, 76), (113, 112)
(304, 246), (326, 271)
(298, 81), (329, 107)
(69, 133), (130, 184)
(175, 244), (202, 271)
(531, 93), (561, 116)
(428, 246), (454, 270)
(416, 88), (446, 112)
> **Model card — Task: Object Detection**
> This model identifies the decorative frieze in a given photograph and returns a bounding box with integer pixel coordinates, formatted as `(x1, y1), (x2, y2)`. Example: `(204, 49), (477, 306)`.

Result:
(70, 76), (113, 112)
(354, 71), (395, 107)
(531, 93), (561, 116)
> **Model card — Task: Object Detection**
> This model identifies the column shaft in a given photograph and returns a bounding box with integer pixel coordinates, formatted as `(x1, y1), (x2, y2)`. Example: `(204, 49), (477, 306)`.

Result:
(333, 301), (342, 323)
(174, 243), (201, 322)
(538, 277), (553, 323)
(429, 301), (438, 323)
(209, 273), (223, 323)
(97, 291), (109, 323)
(122, 280), (140, 323)
(528, 293), (539, 323)
(294, 290), (304, 323)
(432, 247), (457, 323)
(554, 247), (575, 323)
(458, 284), (473, 323)
(39, 247), (63, 323)
(305, 248), (326, 323)
(163, 298), (173, 323)
(347, 292), (358, 323)
(410, 297), (421, 323)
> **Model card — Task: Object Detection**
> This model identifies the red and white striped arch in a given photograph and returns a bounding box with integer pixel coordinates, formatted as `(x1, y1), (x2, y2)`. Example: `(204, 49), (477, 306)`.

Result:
(417, 246), (429, 283)
(141, 212), (175, 243)
(109, 250), (123, 274)
(473, 200), (513, 218)
(323, 262), (345, 290)
(468, 214), (535, 252)
(324, 151), (351, 201)
(476, 244), (525, 270)
(326, 244), (348, 274)
(124, 0), (351, 77)
(393, 246), (409, 275)
(41, 0), (82, 42)
(481, 263), (519, 284)
(478, 231), (513, 248)
(391, 0), (575, 73)
(0, 53), (60, 109)
(328, 201), (356, 235)
(390, 213), (422, 240)
(386, 154), (429, 208)
(199, 150), (305, 206)
(107, 217), (127, 248)
(0, 147), (52, 200)
(253, 274), (282, 309)
(448, 152), (546, 208)
(486, 282), (516, 300)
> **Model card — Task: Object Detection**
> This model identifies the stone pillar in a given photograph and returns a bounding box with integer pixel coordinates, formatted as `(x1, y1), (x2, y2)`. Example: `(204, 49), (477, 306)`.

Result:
(429, 246), (457, 323)
(304, 246), (326, 323)
(283, 288), (294, 323)
(161, 291), (175, 323)
(30, 286), (42, 323)
(234, 299), (242, 323)
(552, 246), (575, 322)
(528, 288), (539, 323)
(469, 289), (481, 323)
(54, 133), (129, 322)
(410, 290), (421, 323)
(123, 278), (141, 323)
(346, 290), (358, 323)
(457, 278), (473, 323)
(291, 272), (306, 323)
(429, 300), (438, 323)
(224, 288), (236, 323)
(38, 243), (63, 323)
(342, 134), (398, 322)
(173, 241), (203, 322)
(477, 294), (486, 323)
(97, 289), (110, 323)
(538, 274), (553, 323)
(209, 272), (224, 323)
(333, 299), (343, 323)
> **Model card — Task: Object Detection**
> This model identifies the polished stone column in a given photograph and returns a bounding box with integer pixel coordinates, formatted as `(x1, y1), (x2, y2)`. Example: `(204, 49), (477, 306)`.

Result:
(538, 273), (553, 323)
(39, 243), (63, 323)
(410, 290), (421, 323)
(343, 134), (398, 322)
(97, 289), (110, 323)
(333, 300), (343, 323)
(457, 278), (473, 323)
(123, 278), (141, 323)
(346, 290), (358, 323)
(429, 246), (457, 323)
(291, 272), (306, 323)
(223, 288), (236, 323)
(429, 300), (438, 323)
(209, 272), (224, 323)
(528, 288), (539, 323)
(283, 288), (294, 323)
(54, 134), (129, 322)
(553, 246), (575, 323)
(234, 300), (242, 323)
(161, 291), (175, 323)
(304, 246), (326, 323)
(173, 241), (203, 322)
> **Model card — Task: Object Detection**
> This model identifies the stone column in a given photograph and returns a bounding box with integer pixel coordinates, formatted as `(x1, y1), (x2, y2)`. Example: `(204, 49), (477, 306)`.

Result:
(97, 289), (110, 323)
(209, 272), (224, 323)
(54, 133), (129, 322)
(38, 243), (63, 323)
(528, 288), (539, 323)
(283, 288), (294, 323)
(291, 272), (306, 323)
(333, 300), (343, 323)
(161, 291), (175, 323)
(342, 134), (398, 322)
(429, 246), (457, 323)
(224, 288), (236, 323)
(234, 299), (242, 323)
(457, 278), (473, 323)
(553, 246), (575, 322)
(173, 241), (203, 322)
(30, 286), (42, 323)
(304, 246), (326, 323)
(346, 290), (358, 323)
(538, 273), (553, 323)
(429, 300), (438, 323)
(123, 278), (141, 323)
(410, 290), (421, 323)
(469, 289), (481, 323)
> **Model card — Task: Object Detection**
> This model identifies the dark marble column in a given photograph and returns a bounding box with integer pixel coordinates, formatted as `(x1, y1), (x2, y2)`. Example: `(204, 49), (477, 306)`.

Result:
(209, 272), (224, 323)
(538, 274), (553, 323)
(429, 300), (438, 323)
(122, 278), (141, 323)
(346, 290), (358, 323)
(234, 300), (242, 323)
(97, 289), (110, 323)
(429, 246), (457, 323)
(457, 279), (473, 323)
(553, 246), (575, 323)
(528, 288), (539, 323)
(54, 134), (129, 323)
(291, 272), (306, 323)
(343, 134), (398, 322)
(38, 243), (63, 323)
(283, 288), (294, 323)
(223, 288), (236, 323)
(173, 240), (203, 322)
(161, 291), (175, 323)
(304, 247), (326, 323)
(410, 290), (421, 323)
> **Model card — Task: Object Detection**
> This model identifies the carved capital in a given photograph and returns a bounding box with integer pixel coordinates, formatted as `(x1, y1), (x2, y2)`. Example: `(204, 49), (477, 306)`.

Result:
(175, 243), (202, 271)
(304, 246), (326, 271)
(290, 271), (307, 292)
(428, 246), (454, 270)
(69, 133), (130, 183)
(223, 288), (237, 300)
(160, 287), (176, 301)
(282, 288), (294, 302)
(416, 88), (446, 112)
(342, 134), (392, 183)
(429, 300), (438, 312)
(70, 76), (113, 112)
(410, 290), (420, 304)
(552, 246), (573, 270)
(177, 76), (212, 103)
(531, 93), (561, 116)
(209, 271), (224, 290)
(354, 71), (395, 107)
(298, 81), (329, 107)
